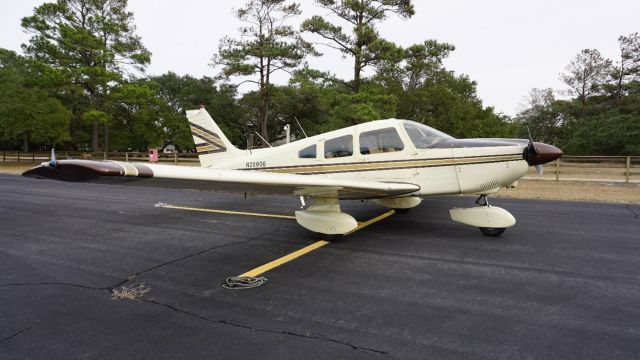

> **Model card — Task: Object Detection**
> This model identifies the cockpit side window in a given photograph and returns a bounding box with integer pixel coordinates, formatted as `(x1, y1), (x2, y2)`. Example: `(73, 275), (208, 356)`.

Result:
(324, 135), (353, 158)
(298, 144), (317, 159)
(403, 121), (454, 149)
(359, 127), (404, 155)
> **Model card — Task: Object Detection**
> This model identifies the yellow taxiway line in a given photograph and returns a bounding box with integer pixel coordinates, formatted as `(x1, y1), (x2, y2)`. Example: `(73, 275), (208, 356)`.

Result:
(161, 204), (395, 277)
(161, 204), (296, 220)
(239, 240), (330, 277)
(346, 210), (395, 235)
(239, 210), (396, 277)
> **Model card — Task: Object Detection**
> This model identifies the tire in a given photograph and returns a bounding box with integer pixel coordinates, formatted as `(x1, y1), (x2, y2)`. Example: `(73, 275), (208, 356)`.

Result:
(393, 208), (412, 214)
(479, 227), (506, 237)
(316, 233), (344, 242)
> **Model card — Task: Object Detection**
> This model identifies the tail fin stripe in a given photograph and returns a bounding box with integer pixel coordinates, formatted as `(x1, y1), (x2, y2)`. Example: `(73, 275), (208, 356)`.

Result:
(191, 127), (226, 148)
(195, 145), (217, 152)
(196, 147), (226, 155)
(189, 122), (225, 141)
(194, 140), (225, 153)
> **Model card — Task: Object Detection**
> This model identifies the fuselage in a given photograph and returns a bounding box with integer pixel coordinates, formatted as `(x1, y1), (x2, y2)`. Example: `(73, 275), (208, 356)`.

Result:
(210, 119), (531, 198)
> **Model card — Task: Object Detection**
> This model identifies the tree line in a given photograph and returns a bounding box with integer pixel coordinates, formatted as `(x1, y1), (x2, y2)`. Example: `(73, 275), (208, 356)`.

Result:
(0, 0), (637, 155)
(517, 34), (640, 155)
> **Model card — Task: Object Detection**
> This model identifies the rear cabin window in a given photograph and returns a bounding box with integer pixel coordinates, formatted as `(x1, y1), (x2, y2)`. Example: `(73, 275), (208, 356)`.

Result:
(298, 144), (317, 159)
(359, 127), (404, 155)
(324, 135), (353, 158)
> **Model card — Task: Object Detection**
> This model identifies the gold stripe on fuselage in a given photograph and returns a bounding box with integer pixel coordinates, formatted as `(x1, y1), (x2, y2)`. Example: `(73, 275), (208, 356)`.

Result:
(251, 154), (523, 175)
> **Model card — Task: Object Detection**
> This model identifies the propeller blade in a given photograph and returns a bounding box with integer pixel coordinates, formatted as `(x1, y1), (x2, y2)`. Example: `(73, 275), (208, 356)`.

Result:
(525, 125), (538, 155)
(535, 164), (544, 175)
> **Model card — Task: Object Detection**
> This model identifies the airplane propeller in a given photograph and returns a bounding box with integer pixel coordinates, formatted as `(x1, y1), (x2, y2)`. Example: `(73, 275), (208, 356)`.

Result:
(523, 125), (562, 174)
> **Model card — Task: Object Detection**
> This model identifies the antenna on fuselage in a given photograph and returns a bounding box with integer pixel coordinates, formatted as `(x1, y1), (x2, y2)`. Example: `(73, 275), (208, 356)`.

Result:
(294, 116), (308, 138)
(254, 132), (273, 148)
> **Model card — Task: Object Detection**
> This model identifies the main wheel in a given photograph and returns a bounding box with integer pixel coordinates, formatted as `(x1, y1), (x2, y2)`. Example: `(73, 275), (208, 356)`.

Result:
(316, 233), (344, 242)
(393, 208), (412, 214)
(479, 227), (506, 237)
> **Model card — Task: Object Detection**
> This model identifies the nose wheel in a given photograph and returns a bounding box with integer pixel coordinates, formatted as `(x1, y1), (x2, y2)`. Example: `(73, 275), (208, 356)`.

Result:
(475, 195), (507, 237)
(479, 227), (506, 237)
(449, 195), (515, 237)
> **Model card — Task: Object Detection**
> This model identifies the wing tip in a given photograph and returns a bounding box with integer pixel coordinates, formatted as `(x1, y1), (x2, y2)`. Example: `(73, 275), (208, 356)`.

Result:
(21, 160), (128, 182)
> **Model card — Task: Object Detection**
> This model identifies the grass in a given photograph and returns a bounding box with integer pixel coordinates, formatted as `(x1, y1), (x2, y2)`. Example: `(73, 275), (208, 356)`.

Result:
(495, 179), (640, 204)
(0, 164), (34, 175)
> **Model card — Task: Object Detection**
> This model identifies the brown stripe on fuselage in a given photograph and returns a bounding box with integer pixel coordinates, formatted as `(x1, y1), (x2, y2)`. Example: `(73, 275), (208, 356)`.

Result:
(237, 153), (523, 175)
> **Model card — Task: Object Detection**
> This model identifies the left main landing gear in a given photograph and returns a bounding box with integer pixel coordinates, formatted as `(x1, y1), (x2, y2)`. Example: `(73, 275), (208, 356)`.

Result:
(374, 197), (422, 213)
(449, 195), (516, 237)
(393, 208), (412, 214)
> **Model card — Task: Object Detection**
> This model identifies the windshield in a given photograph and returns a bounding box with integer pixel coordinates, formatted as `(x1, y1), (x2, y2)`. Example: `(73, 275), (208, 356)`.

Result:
(402, 121), (454, 149)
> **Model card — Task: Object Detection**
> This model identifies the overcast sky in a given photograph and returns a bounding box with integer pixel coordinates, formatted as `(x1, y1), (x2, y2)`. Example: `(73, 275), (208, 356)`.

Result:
(1, 0), (639, 116)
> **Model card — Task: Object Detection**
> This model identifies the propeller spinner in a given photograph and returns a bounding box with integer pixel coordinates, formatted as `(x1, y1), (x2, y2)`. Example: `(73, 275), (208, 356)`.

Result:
(523, 127), (563, 173)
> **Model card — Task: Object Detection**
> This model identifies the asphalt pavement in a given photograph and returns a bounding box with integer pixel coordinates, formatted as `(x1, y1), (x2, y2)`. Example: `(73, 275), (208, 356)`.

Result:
(1, 173), (639, 359)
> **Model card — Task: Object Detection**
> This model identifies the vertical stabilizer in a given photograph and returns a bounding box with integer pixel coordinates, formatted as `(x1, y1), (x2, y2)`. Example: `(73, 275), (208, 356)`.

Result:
(186, 108), (241, 167)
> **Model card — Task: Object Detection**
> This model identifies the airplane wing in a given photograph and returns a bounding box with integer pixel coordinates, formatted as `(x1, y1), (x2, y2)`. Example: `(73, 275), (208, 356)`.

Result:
(22, 160), (420, 200)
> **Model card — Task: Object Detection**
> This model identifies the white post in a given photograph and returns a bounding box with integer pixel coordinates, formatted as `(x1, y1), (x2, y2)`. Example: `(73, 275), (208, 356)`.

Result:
(284, 124), (290, 144)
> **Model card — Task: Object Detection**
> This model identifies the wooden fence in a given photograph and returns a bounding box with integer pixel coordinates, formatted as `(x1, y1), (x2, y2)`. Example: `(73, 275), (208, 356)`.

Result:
(1, 151), (199, 165)
(2, 151), (639, 184)
(525, 156), (639, 183)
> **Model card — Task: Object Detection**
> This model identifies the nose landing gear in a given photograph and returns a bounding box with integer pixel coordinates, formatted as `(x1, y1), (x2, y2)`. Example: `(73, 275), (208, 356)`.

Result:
(478, 226), (506, 237)
(475, 195), (507, 237)
(449, 194), (515, 237)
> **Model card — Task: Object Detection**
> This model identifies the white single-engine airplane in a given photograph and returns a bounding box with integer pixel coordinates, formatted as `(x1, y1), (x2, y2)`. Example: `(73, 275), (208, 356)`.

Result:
(23, 108), (562, 237)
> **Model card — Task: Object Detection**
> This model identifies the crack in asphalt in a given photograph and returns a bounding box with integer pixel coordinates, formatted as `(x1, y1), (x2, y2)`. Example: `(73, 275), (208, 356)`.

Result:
(106, 230), (275, 291)
(626, 204), (639, 219)
(140, 298), (388, 356)
(0, 282), (387, 355)
(0, 327), (32, 345)
(0, 228), (387, 355)
(0, 228), (278, 293)
(0, 282), (106, 290)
